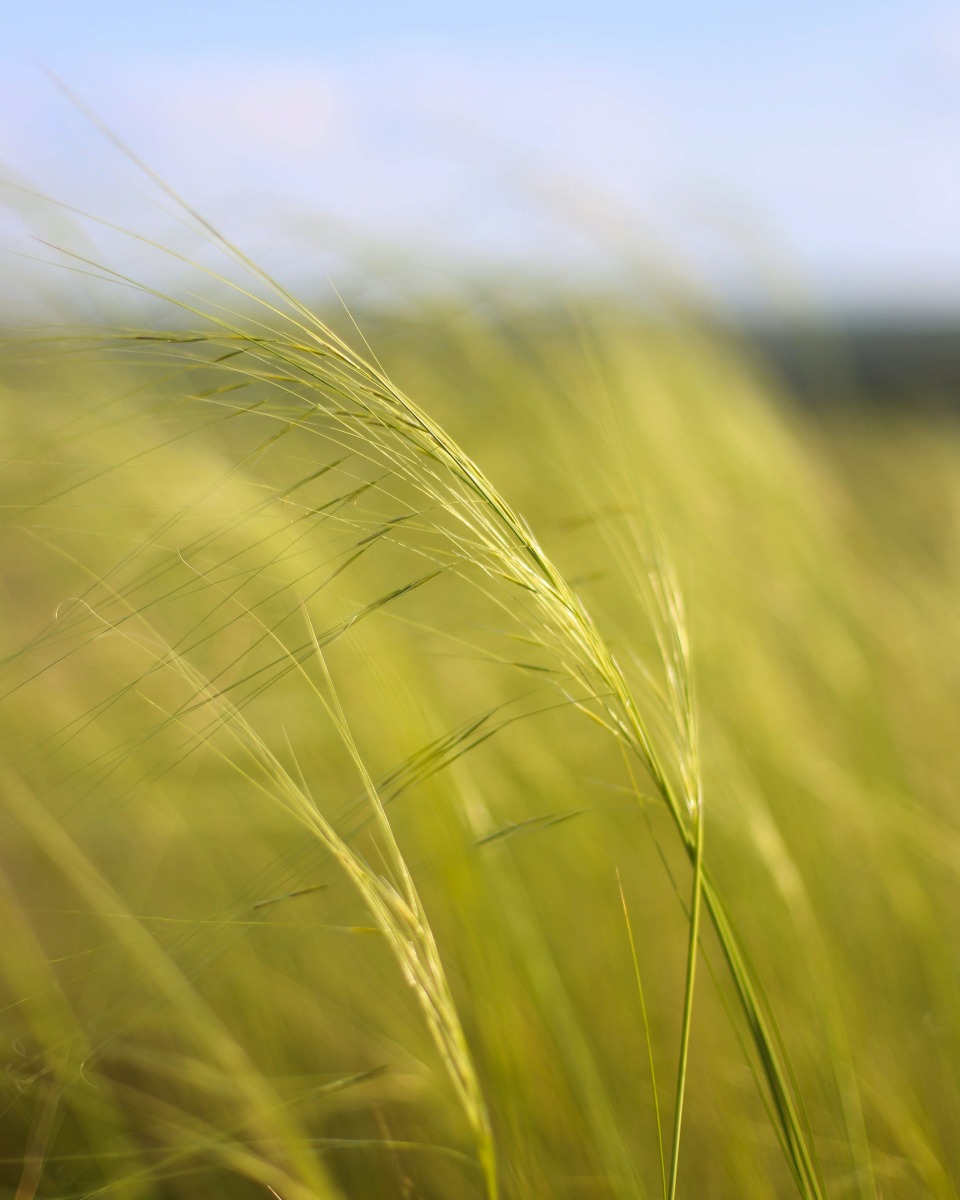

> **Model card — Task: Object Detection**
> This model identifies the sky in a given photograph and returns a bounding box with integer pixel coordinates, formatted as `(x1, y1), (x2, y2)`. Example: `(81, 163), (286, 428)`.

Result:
(2, 1), (960, 318)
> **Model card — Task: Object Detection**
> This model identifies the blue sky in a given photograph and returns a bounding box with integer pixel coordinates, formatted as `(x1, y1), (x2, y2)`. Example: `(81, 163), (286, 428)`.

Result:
(3, 1), (959, 316)
(2, 1), (926, 55)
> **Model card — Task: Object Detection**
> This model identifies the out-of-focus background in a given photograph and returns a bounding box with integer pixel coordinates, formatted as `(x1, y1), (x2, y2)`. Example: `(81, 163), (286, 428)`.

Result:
(1, 6), (959, 1200)
(6, 1), (960, 408)
(5, 2), (960, 328)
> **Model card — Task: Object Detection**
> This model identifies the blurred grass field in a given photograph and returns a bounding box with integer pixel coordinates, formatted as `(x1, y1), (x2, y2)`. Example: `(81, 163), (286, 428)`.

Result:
(0, 248), (958, 1200)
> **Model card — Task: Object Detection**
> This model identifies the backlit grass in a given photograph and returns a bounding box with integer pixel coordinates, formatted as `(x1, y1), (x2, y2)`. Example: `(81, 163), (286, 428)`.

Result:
(0, 198), (958, 1199)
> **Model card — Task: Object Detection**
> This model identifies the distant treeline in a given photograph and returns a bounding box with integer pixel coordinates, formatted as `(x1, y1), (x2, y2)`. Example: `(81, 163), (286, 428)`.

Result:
(745, 321), (960, 409)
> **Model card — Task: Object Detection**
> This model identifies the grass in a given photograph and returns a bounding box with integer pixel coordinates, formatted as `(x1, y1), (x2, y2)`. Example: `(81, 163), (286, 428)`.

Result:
(0, 181), (958, 1198)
